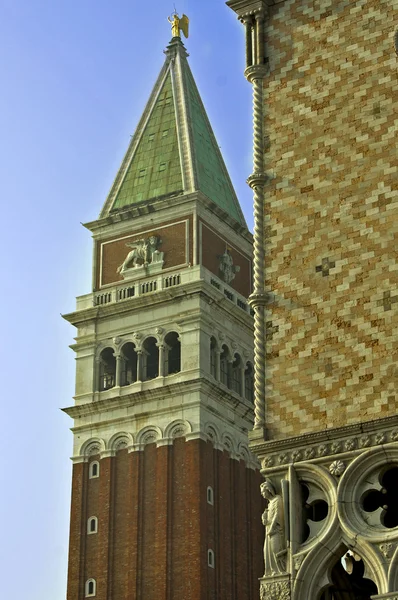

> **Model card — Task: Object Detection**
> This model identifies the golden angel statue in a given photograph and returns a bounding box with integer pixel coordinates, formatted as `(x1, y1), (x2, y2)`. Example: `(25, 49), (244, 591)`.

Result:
(168, 12), (189, 39)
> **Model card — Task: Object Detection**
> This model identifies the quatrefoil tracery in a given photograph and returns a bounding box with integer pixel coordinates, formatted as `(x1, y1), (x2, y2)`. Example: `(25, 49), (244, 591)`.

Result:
(361, 466), (398, 529)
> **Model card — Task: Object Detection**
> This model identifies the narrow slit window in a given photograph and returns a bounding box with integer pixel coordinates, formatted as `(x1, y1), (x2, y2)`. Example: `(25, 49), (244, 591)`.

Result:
(208, 549), (215, 568)
(138, 169), (146, 178)
(87, 517), (98, 534)
(159, 163), (166, 172)
(85, 579), (96, 597)
(89, 461), (99, 479)
(207, 486), (214, 505)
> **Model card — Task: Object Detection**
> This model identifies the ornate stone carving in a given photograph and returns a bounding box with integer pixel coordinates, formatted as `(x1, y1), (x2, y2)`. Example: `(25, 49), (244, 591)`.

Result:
(329, 460), (345, 476)
(375, 432), (386, 444)
(304, 447), (315, 459)
(318, 444), (328, 456)
(260, 579), (290, 600)
(218, 248), (240, 284)
(293, 554), (305, 571)
(331, 442), (342, 454)
(379, 542), (394, 558)
(261, 480), (287, 576)
(87, 443), (100, 456)
(291, 450), (302, 462)
(345, 438), (356, 451)
(359, 434), (371, 447)
(278, 453), (288, 464)
(117, 236), (164, 277)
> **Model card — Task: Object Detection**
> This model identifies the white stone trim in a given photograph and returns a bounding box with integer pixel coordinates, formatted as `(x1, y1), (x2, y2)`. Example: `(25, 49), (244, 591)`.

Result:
(87, 516), (98, 535)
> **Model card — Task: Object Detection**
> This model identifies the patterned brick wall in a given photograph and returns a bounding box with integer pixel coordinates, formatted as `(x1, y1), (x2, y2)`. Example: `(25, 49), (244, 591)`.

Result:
(263, 0), (397, 438)
(66, 440), (263, 600)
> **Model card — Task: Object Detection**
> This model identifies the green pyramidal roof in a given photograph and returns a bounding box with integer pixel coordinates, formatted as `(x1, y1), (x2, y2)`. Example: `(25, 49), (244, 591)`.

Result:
(101, 39), (246, 227)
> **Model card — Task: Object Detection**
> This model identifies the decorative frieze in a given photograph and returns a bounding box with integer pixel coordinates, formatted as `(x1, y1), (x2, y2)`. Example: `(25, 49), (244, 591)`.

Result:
(258, 419), (398, 472)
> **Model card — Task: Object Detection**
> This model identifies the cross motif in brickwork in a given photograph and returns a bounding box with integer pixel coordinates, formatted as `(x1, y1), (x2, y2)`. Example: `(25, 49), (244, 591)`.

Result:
(377, 291), (398, 312)
(266, 322), (279, 341)
(315, 257), (336, 277)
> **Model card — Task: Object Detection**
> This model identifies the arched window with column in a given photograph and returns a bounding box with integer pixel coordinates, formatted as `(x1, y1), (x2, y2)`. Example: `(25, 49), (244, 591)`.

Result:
(210, 337), (217, 378)
(99, 348), (116, 391)
(120, 342), (137, 386)
(220, 345), (230, 388)
(164, 332), (181, 375)
(142, 337), (159, 380)
(232, 354), (242, 395)
(244, 362), (254, 402)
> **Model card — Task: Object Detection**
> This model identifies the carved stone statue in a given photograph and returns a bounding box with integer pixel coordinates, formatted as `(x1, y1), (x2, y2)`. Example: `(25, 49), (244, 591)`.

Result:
(218, 249), (240, 285)
(261, 479), (287, 576)
(117, 235), (163, 274)
(168, 13), (189, 39)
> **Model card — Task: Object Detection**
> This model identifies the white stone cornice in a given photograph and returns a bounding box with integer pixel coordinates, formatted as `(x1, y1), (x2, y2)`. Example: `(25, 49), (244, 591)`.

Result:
(71, 455), (86, 464)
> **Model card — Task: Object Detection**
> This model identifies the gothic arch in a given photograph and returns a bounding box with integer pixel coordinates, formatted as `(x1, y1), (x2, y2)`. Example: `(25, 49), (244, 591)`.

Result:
(293, 530), (384, 599)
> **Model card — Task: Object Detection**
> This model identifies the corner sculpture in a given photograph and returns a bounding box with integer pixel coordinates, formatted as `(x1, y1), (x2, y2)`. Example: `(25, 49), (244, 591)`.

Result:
(218, 248), (240, 285)
(261, 479), (287, 576)
(117, 235), (164, 278)
(168, 12), (189, 39)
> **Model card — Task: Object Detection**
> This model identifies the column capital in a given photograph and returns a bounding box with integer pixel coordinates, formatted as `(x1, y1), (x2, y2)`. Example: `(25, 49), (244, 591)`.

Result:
(244, 64), (269, 83)
(226, 0), (271, 20)
(249, 291), (270, 308)
(247, 172), (269, 188)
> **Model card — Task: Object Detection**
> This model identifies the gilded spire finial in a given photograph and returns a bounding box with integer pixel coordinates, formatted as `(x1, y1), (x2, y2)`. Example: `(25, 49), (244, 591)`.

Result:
(168, 11), (189, 39)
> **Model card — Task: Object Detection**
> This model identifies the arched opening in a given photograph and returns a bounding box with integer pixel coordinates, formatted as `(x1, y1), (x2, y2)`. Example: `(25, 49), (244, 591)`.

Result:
(164, 332), (181, 375)
(142, 337), (159, 380)
(89, 461), (99, 479)
(319, 549), (378, 600)
(99, 348), (116, 391)
(120, 342), (137, 386)
(87, 516), (98, 534)
(210, 337), (217, 378)
(220, 345), (230, 387)
(244, 362), (254, 402)
(232, 354), (242, 395)
(207, 549), (215, 568)
(85, 579), (96, 597)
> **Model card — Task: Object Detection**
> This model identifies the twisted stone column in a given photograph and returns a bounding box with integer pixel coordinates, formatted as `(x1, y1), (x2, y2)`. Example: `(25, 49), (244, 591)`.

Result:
(246, 64), (269, 431)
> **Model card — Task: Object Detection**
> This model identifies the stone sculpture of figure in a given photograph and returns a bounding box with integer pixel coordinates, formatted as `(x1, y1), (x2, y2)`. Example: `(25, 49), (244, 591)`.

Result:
(261, 479), (287, 576)
(148, 235), (162, 263)
(219, 249), (240, 285)
(168, 13), (180, 37)
(117, 236), (163, 273)
(117, 239), (147, 273)
(167, 13), (189, 39)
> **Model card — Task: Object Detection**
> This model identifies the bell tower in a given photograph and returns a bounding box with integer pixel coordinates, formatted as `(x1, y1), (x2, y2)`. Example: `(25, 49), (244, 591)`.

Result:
(63, 25), (263, 600)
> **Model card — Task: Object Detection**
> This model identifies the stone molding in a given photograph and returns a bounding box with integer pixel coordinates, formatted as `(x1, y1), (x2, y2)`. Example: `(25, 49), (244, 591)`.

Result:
(252, 416), (398, 472)
(71, 419), (259, 469)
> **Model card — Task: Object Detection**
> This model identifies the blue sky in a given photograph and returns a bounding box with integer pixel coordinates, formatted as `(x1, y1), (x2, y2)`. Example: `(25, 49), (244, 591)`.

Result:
(0, 1), (252, 597)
